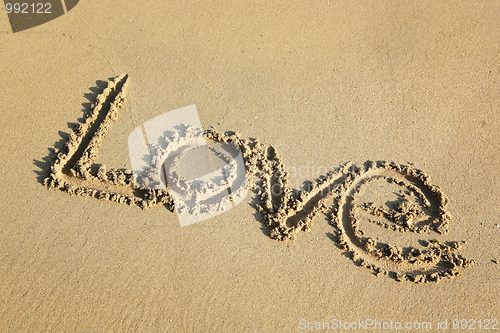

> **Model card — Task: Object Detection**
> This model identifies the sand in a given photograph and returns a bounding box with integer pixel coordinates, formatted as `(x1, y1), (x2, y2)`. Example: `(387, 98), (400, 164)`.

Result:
(1, 1), (500, 332)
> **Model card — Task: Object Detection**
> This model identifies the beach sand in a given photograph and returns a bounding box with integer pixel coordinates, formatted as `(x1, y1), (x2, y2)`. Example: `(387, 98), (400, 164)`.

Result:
(1, 1), (499, 331)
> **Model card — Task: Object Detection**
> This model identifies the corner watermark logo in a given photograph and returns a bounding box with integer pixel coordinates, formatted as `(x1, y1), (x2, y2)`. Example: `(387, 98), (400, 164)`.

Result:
(298, 318), (449, 330)
(3, 0), (79, 33)
(128, 105), (248, 227)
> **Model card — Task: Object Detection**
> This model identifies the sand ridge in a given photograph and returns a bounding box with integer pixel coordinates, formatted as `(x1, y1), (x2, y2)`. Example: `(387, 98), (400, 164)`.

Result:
(136, 126), (245, 217)
(43, 74), (474, 283)
(44, 74), (174, 210)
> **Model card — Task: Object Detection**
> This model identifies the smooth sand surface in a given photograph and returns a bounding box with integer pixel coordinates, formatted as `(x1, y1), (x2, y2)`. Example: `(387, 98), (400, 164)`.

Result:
(1, 1), (499, 332)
